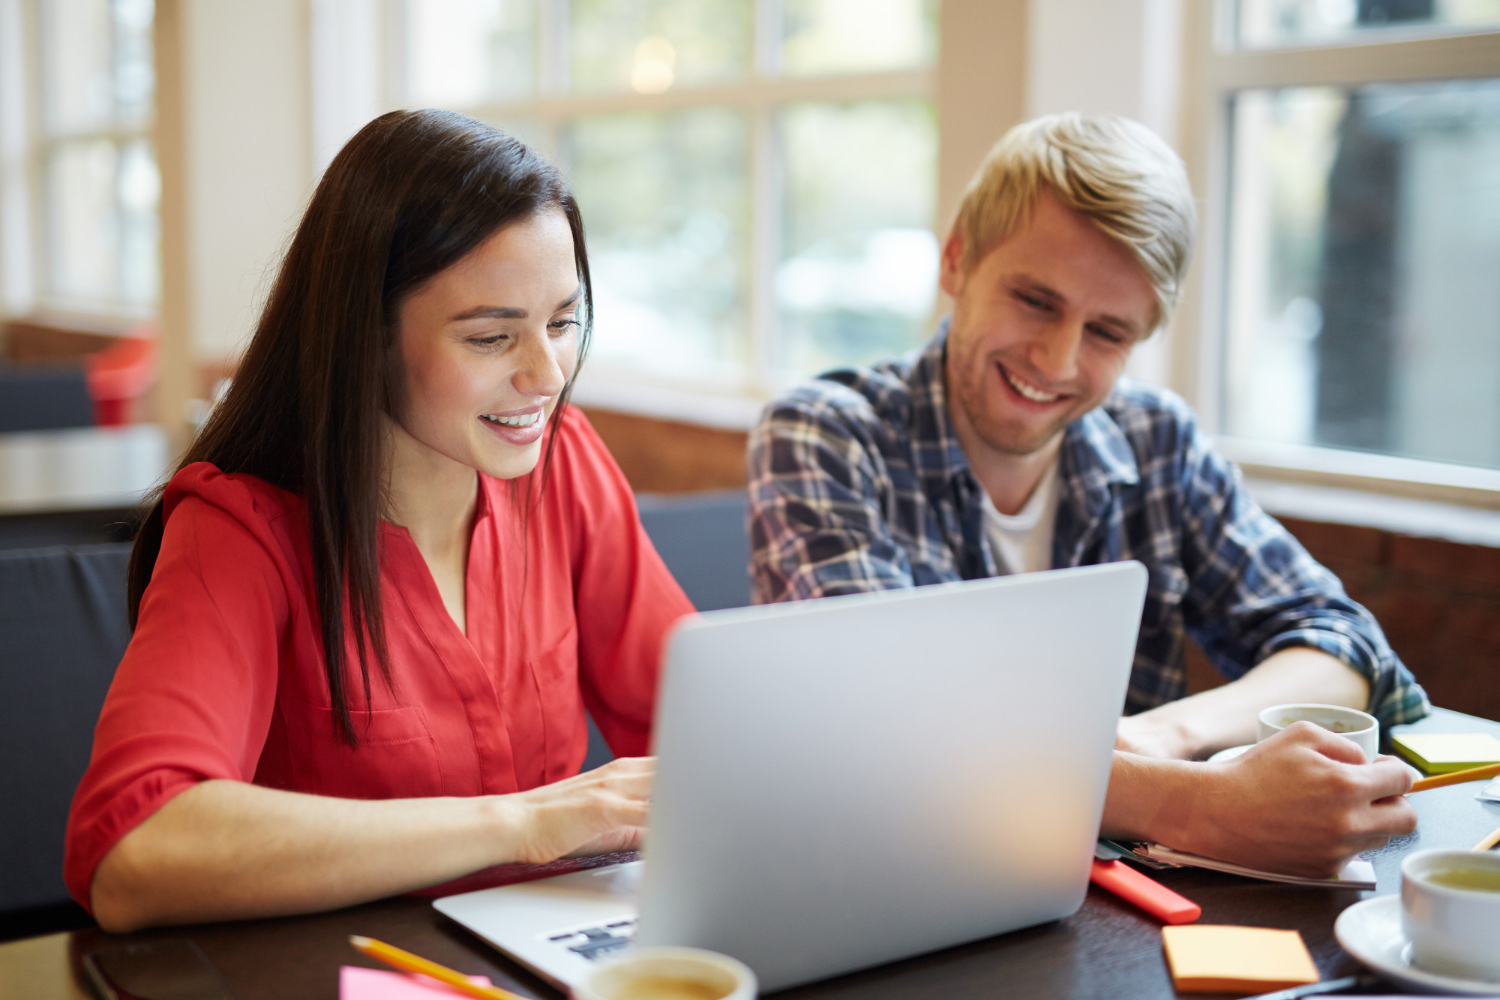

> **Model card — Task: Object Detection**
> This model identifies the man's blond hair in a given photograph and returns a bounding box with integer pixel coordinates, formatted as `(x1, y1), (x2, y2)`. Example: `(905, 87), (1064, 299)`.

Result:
(953, 113), (1196, 330)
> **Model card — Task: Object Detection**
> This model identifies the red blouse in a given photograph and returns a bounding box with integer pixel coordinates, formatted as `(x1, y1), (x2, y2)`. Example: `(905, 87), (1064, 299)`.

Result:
(64, 407), (695, 909)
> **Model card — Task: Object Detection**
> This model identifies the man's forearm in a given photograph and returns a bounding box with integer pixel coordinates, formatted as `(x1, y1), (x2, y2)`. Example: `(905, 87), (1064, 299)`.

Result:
(1099, 751), (1198, 843)
(1118, 647), (1370, 760)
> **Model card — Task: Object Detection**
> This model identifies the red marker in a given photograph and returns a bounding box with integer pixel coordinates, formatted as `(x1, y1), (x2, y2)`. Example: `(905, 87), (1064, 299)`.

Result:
(1090, 858), (1202, 924)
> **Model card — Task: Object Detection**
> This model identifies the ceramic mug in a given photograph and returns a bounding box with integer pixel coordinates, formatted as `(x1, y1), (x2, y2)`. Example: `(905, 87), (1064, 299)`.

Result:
(1400, 848), (1500, 982)
(1256, 703), (1379, 762)
(572, 946), (758, 1000)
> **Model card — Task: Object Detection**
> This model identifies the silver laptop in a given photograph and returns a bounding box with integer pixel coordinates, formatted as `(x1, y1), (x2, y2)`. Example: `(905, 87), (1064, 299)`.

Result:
(435, 562), (1147, 992)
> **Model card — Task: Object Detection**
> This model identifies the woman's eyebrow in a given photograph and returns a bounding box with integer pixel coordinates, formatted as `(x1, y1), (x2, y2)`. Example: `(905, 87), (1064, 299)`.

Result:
(449, 288), (580, 323)
(450, 305), (527, 321)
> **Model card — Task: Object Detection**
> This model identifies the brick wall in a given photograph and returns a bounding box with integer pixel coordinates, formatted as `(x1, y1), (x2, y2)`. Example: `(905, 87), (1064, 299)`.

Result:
(1277, 518), (1499, 722)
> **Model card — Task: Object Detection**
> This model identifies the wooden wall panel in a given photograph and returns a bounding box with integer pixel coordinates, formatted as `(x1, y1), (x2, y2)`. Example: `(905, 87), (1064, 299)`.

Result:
(577, 406), (748, 495)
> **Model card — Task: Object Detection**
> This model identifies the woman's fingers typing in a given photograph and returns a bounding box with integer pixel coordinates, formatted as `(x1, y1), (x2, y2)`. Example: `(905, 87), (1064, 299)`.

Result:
(506, 756), (656, 864)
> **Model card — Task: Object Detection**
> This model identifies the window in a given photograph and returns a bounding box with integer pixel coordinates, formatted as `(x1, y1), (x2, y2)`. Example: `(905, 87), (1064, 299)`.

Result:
(34, 0), (159, 315)
(400, 0), (938, 402)
(1182, 0), (1500, 498)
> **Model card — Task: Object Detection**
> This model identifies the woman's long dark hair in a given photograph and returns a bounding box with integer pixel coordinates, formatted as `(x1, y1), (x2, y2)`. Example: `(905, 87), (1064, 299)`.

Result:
(127, 109), (593, 746)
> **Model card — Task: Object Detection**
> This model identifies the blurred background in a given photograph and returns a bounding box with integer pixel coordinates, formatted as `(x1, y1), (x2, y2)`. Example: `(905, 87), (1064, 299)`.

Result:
(1, 0), (1500, 699)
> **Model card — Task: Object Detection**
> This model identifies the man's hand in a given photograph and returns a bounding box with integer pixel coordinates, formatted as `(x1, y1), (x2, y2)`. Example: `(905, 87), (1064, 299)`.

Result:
(1174, 722), (1416, 877)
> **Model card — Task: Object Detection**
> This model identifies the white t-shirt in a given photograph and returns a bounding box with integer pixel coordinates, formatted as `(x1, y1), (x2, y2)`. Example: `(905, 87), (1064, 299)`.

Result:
(978, 460), (1060, 576)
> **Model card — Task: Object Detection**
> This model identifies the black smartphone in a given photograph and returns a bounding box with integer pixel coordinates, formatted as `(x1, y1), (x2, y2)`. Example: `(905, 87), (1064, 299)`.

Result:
(81, 939), (236, 1000)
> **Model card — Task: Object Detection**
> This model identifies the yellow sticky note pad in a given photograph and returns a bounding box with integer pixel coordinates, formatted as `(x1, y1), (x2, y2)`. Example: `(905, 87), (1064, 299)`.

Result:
(1392, 733), (1500, 774)
(1162, 925), (1320, 994)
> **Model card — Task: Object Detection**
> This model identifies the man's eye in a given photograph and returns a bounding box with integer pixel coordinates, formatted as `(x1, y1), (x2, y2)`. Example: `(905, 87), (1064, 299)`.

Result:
(1016, 292), (1050, 311)
(1089, 326), (1125, 345)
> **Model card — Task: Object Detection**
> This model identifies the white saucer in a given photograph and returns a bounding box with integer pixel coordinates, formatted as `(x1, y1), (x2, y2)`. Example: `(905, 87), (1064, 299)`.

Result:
(1206, 744), (1251, 762)
(1334, 894), (1500, 995)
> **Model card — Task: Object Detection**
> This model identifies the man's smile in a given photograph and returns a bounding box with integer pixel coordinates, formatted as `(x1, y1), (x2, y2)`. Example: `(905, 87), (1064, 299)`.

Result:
(997, 362), (1067, 406)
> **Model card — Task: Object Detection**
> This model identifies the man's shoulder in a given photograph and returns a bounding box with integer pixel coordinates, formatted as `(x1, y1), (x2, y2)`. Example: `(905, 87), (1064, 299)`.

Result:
(758, 351), (919, 439)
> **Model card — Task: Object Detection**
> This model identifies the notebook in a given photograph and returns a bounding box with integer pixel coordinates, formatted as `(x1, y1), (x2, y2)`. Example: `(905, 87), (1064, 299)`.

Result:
(1103, 841), (1377, 890)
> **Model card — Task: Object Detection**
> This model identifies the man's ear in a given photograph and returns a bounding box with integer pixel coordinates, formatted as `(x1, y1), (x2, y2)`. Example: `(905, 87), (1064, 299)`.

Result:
(939, 226), (967, 298)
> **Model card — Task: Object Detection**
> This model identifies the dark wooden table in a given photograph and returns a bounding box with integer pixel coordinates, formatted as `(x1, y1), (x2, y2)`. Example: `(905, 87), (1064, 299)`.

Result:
(5, 709), (1497, 1000)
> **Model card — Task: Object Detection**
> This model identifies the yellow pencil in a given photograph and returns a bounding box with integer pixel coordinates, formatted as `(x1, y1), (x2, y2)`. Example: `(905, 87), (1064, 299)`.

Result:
(349, 935), (526, 1000)
(1408, 761), (1500, 793)
(1475, 825), (1500, 852)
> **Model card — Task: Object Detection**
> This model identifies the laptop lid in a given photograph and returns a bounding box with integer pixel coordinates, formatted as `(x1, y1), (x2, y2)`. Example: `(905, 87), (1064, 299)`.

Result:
(634, 562), (1147, 990)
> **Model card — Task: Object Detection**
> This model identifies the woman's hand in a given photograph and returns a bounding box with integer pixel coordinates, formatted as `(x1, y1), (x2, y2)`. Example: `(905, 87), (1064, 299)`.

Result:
(505, 756), (655, 864)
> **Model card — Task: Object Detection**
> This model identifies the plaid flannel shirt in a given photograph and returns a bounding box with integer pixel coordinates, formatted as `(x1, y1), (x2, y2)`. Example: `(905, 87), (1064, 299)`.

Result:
(747, 325), (1430, 725)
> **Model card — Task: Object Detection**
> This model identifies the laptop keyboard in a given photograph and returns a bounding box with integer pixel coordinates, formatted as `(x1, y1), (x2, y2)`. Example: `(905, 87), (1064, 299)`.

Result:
(544, 916), (637, 961)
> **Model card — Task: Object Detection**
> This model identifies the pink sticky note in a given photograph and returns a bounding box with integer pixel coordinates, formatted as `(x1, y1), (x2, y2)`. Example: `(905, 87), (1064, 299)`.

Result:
(340, 965), (494, 999)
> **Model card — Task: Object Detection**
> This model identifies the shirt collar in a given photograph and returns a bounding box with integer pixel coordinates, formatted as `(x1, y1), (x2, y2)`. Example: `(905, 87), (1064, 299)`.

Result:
(906, 320), (974, 492)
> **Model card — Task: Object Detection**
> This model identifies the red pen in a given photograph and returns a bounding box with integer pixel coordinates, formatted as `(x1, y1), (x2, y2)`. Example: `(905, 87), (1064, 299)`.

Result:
(1090, 858), (1202, 924)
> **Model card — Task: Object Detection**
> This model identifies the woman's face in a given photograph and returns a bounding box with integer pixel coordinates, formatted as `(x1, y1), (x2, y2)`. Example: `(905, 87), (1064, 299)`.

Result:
(394, 207), (581, 481)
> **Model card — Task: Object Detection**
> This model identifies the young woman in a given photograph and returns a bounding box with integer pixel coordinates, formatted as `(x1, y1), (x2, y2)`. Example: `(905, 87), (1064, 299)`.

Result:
(64, 110), (695, 932)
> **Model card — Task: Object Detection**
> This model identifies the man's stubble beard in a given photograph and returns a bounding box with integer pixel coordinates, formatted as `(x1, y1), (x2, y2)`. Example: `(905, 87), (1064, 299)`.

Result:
(948, 347), (1074, 461)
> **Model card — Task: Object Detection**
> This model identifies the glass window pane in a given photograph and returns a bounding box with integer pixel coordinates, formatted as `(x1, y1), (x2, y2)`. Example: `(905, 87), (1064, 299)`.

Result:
(569, 0), (751, 95)
(47, 137), (159, 308)
(780, 0), (937, 76)
(777, 99), (938, 376)
(1236, 0), (1500, 48)
(406, 0), (537, 106)
(44, 0), (154, 131)
(49, 139), (121, 304)
(1223, 79), (1500, 470)
(566, 109), (749, 382)
(118, 139), (160, 305)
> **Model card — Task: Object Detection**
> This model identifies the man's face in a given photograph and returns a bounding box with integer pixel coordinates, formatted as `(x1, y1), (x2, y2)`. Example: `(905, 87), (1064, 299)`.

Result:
(941, 188), (1157, 459)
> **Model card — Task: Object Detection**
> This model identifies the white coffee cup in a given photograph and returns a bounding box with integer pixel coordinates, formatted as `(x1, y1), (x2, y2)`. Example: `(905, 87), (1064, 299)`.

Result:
(1400, 848), (1500, 982)
(573, 947), (758, 1000)
(1256, 703), (1379, 762)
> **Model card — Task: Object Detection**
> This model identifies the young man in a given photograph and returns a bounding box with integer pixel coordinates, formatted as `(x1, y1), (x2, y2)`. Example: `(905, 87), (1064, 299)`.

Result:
(748, 113), (1427, 877)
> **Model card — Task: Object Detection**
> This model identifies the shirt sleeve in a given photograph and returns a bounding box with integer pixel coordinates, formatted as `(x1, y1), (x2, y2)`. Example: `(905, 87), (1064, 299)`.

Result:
(560, 410), (696, 757)
(747, 392), (917, 604)
(1173, 415), (1430, 727)
(63, 481), (289, 911)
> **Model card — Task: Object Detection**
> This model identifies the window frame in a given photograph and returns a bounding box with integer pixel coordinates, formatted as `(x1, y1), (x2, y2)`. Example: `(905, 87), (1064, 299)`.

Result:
(1172, 2), (1500, 509)
(392, 0), (937, 425)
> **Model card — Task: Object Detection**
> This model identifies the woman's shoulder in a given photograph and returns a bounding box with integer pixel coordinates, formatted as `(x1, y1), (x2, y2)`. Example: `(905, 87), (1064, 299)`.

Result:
(162, 462), (305, 540)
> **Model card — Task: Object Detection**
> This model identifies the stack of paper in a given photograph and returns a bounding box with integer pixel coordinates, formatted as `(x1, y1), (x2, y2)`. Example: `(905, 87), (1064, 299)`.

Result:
(1392, 733), (1500, 774)
(1161, 925), (1320, 993)
(1130, 843), (1376, 889)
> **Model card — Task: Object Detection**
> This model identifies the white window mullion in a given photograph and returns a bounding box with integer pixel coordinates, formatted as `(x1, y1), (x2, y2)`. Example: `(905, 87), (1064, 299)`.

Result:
(748, 97), (779, 395)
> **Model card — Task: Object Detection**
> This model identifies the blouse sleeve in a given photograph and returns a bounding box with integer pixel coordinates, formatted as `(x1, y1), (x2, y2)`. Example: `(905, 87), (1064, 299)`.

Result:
(63, 473), (290, 911)
(558, 409), (697, 757)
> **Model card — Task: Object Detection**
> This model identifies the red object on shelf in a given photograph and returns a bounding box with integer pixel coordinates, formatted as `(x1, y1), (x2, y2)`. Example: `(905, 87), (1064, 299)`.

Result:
(84, 329), (158, 426)
(1090, 858), (1202, 924)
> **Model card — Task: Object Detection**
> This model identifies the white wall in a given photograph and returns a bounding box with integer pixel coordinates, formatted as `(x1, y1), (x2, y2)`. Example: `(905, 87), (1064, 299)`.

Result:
(181, 0), (315, 361)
